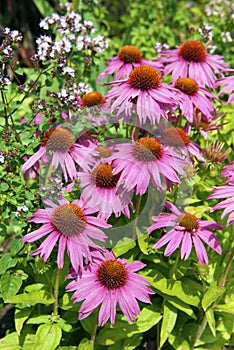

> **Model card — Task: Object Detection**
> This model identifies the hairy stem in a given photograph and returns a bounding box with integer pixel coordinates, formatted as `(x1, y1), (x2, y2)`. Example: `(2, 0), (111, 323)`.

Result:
(53, 268), (61, 316)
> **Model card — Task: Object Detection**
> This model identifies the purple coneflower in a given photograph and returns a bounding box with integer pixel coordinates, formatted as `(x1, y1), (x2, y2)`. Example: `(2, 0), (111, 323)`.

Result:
(208, 162), (234, 226)
(161, 127), (206, 162)
(78, 91), (110, 126)
(173, 77), (216, 123)
(216, 73), (234, 105)
(66, 250), (154, 325)
(22, 197), (111, 272)
(106, 65), (177, 125)
(109, 137), (187, 195)
(148, 201), (222, 265)
(78, 161), (132, 220)
(97, 45), (163, 82)
(22, 127), (97, 181)
(159, 40), (229, 89)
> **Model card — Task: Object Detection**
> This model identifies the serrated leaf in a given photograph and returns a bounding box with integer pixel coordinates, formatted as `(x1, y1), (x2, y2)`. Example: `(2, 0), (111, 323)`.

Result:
(0, 253), (17, 274)
(0, 272), (22, 301)
(202, 283), (226, 311)
(160, 301), (177, 347)
(34, 324), (62, 350)
(206, 308), (216, 337)
(15, 308), (31, 336)
(78, 338), (94, 350)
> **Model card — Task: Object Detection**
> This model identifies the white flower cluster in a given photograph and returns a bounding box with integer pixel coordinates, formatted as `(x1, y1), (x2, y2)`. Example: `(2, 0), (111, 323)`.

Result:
(198, 24), (213, 41)
(221, 31), (233, 43)
(0, 74), (11, 86)
(36, 11), (108, 61)
(14, 205), (29, 218)
(2, 27), (23, 42)
(57, 82), (92, 106)
(154, 42), (170, 54)
(205, 0), (234, 20)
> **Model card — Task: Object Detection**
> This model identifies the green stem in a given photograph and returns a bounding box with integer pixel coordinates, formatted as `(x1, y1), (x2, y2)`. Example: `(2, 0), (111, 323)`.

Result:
(191, 241), (234, 349)
(169, 250), (180, 280)
(90, 323), (98, 344)
(53, 268), (61, 316)
(132, 195), (142, 240)
(1, 89), (9, 130)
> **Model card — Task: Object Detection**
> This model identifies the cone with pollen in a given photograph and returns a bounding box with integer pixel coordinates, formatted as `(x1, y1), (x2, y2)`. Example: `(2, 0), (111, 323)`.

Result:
(78, 161), (132, 220)
(22, 198), (111, 272)
(22, 127), (98, 181)
(106, 63), (177, 125)
(109, 136), (187, 195)
(97, 44), (163, 82)
(66, 251), (154, 326)
(81, 91), (106, 108)
(148, 201), (222, 265)
(159, 39), (229, 88)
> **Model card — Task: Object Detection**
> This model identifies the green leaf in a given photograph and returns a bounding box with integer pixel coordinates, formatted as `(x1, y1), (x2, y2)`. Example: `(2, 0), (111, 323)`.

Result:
(0, 182), (9, 191)
(0, 272), (22, 301)
(160, 301), (177, 347)
(34, 324), (62, 350)
(0, 332), (20, 349)
(80, 310), (98, 335)
(113, 237), (136, 257)
(0, 253), (18, 274)
(15, 67), (24, 75)
(56, 318), (73, 332)
(108, 334), (142, 350)
(215, 303), (234, 314)
(22, 334), (36, 350)
(168, 333), (190, 350)
(78, 338), (94, 350)
(206, 308), (216, 337)
(202, 283), (226, 311)
(136, 228), (148, 255)
(32, 0), (53, 17)
(165, 295), (196, 319)
(10, 238), (24, 256)
(96, 304), (162, 345)
(143, 270), (202, 306)
(15, 308), (31, 336)
(27, 315), (51, 324)
(6, 288), (54, 306)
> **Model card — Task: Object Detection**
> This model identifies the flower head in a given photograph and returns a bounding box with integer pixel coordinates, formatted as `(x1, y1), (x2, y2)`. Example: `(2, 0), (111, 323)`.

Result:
(159, 40), (229, 89)
(208, 162), (234, 226)
(78, 161), (132, 220)
(97, 45), (163, 82)
(148, 201), (222, 265)
(174, 77), (216, 123)
(22, 197), (111, 272)
(66, 250), (154, 325)
(22, 127), (97, 181)
(106, 65), (177, 125)
(161, 127), (206, 162)
(109, 137), (187, 195)
(216, 71), (234, 105)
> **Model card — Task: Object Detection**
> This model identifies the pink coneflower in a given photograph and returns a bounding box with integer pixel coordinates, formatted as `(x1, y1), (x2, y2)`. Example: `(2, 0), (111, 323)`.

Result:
(22, 127), (97, 181)
(173, 77), (216, 123)
(22, 198), (111, 272)
(78, 91), (110, 126)
(159, 40), (229, 89)
(106, 65), (177, 125)
(109, 137), (187, 195)
(148, 201), (222, 265)
(97, 45), (163, 82)
(161, 127), (206, 162)
(216, 74), (234, 105)
(66, 250), (154, 325)
(208, 162), (234, 226)
(78, 161), (132, 220)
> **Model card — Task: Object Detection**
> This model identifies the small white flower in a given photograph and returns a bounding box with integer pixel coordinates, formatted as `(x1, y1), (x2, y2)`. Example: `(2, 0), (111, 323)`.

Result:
(62, 67), (75, 77)
(0, 155), (5, 164)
